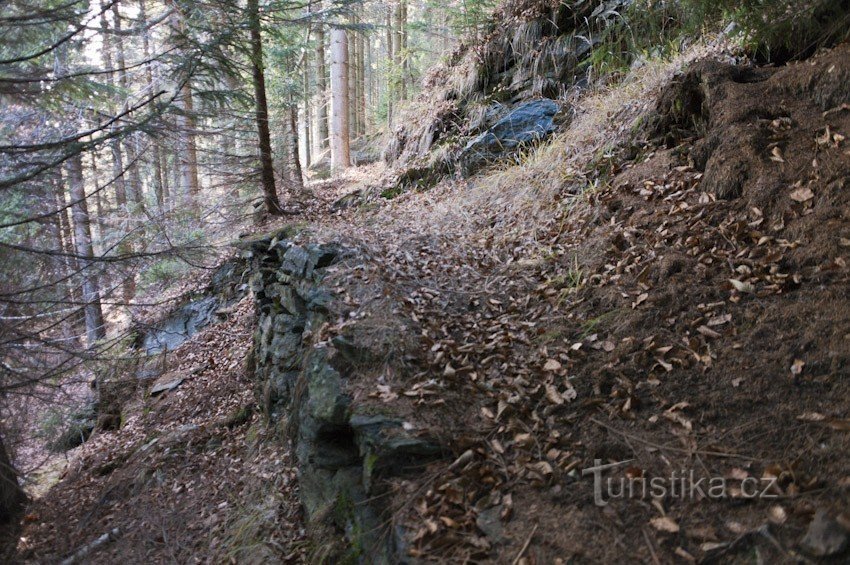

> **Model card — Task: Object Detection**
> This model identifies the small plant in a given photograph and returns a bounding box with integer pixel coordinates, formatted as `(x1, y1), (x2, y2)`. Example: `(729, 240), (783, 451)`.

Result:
(139, 258), (190, 288)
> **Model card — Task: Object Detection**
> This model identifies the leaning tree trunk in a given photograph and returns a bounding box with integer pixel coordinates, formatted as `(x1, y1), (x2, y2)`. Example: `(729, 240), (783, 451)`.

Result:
(0, 432), (26, 524)
(248, 0), (283, 215)
(67, 152), (107, 346)
(330, 27), (351, 171)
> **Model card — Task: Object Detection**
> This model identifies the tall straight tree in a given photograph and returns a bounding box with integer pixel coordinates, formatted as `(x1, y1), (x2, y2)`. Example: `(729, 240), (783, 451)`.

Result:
(111, 2), (145, 212)
(313, 0), (329, 150)
(330, 26), (351, 171)
(385, 4), (394, 127)
(139, 0), (168, 209)
(248, 0), (284, 214)
(178, 82), (201, 208)
(66, 151), (107, 346)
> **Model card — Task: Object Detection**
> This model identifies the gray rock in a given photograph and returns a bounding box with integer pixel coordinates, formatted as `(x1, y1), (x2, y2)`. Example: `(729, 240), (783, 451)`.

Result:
(476, 505), (505, 542)
(149, 376), (185, 396)
(141, 295), (219, 354)
(281, 246), (312, 278)
(459, 99), (561, 175)
(305, 351), (350, 426)
(800, 510), (849, 557)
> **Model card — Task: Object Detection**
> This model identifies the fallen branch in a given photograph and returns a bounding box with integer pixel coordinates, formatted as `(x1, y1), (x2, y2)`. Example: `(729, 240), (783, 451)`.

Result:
(59, 527), (120, 565)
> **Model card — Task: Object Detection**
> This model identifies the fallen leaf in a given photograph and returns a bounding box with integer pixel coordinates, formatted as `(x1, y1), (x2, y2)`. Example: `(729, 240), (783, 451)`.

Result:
(789, 186), (814, 202)
(514, 433), (534, 447)
(769, 146), (785, 162)
(697, 325), (721, 339)
(791, 358), (805, 377)
(651, 516), (680, 533)
(768, 505), (788, 525)
(632, 293), (648, 308)
(545, 384), (564, 405)
(729, 279), (755, 294)
(543, 359), (562, 372)
(797, 412), (827, 422)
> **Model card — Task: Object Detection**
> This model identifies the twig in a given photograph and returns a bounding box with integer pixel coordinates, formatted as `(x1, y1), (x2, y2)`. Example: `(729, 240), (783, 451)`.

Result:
(590, 417), (752, 460)
(642, 527), (661, 565)
(511, 524), (538, 565)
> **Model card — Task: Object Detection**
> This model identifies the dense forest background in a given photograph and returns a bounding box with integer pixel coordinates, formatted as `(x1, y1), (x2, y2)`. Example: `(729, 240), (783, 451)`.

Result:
(0, 0), (497, 511)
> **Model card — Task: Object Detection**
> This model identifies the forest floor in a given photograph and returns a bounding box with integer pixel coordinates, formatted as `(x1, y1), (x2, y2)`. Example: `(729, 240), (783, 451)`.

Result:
(8, 43), (850, 563)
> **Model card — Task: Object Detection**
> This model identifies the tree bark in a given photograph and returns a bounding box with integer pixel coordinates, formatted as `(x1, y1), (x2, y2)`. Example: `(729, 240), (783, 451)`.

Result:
(139, 0), (166, 210)
(289, 105), (305, 191)
(357, 19), (367, 135)
(386, 6), (394, 128)
(98, 1), (128, 210)
(302, 54), (312, 168)
(314, 1), (329, 150)
(401, 0), (409, 100)
(348, 28), (358, 138)
(248, 0), (283, 214)
(66, 153), (107, 346)
(111, 3), (145, 213)
(53, 173), (85, 335)
(178, 82), (201, 210)
(330, 27), (351, 171)
(0, 432), (26, 524)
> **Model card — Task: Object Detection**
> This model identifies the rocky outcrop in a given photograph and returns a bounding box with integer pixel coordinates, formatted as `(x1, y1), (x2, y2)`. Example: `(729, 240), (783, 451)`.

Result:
(384, 0), (624, 188)
(136, 260), (247, 354)
(458, 99), (561, 174)
(243, 228), (442, 562)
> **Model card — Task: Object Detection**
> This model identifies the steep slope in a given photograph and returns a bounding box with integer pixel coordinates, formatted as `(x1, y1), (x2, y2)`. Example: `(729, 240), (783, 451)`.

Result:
(249, 42), (850, 562)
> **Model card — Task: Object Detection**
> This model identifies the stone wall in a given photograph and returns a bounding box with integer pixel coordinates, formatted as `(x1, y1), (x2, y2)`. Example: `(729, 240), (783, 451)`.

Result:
(243, 228), (441, 563)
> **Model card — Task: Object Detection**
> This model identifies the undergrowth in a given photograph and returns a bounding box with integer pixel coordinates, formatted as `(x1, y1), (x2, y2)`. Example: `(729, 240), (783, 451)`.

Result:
(584, 0), (850, 80)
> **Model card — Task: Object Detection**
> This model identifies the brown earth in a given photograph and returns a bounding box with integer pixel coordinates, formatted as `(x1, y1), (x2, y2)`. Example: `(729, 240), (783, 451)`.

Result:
(305, 44), (850, 562)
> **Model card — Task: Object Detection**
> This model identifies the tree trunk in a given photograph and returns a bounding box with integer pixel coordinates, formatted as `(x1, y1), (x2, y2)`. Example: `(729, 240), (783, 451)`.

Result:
(88, 150), (106, 251)
(394, 0), (408, 101)
(0, 432), (26, 524)
(111, 3), (145, 213)
(178, 82), (201, 210)
(358, 22), (367, 135)
(139, 0), (166, 210)
(289, 105), (305, 191)
(348, 29), (358, 139)
(386, 6), (394, 128)
(302, 55), (312, 168)
(330, 27), (351, 171)
(53, 173), (85, 336)
(314, 1), (329, 150)
(248, 0), (283, 215)
(67, 153), (107, 346)
(98, 1), (128, 210)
